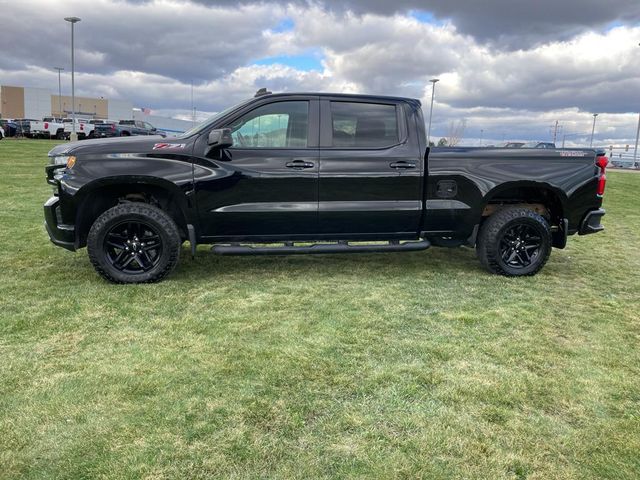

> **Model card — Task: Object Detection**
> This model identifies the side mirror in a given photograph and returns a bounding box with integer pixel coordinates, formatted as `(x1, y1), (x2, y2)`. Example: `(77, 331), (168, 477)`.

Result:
(208, 128), (233, 148)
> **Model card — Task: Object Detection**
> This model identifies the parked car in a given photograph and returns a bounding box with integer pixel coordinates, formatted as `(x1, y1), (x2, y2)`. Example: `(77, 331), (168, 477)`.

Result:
(0, 119), (18, 137)
(13, 118), (39, 137)
(44, 90), (607, 283)
(524, 141), (556, 149)
(31, 117), (67, 139)
(93, 119), (164, 137)
(506, 141), (556, 149)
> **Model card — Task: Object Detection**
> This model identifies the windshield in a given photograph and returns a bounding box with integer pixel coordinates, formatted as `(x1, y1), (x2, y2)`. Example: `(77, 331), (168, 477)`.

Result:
(178, 97), (254, 138)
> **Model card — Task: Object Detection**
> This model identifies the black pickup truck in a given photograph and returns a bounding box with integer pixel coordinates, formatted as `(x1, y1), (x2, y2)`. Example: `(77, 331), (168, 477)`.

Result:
(44, 90), (607, 283)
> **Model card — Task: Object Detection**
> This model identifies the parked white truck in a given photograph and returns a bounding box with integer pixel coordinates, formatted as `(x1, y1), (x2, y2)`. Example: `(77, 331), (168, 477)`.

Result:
(31, 117), (68, 139)
(63, 118), (105, 140)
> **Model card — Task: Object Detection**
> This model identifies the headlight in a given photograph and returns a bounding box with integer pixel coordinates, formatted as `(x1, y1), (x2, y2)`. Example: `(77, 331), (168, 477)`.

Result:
(50, 155), (76, 168)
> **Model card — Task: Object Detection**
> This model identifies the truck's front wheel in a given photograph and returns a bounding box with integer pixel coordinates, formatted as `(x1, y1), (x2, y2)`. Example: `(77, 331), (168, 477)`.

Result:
(476, 207), (551, 276)
(87, 203), (181, 283)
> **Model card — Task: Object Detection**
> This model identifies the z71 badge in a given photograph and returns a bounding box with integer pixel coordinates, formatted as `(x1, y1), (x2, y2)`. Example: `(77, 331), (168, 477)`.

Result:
(153, 143), (186, 150)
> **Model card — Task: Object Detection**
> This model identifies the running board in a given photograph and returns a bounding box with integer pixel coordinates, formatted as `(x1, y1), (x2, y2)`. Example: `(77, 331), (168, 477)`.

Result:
(211, 239), (431, 256)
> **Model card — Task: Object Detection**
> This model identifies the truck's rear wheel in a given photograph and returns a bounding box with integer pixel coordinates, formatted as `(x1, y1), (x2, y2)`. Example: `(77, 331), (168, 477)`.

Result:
(87, 203), (181, 283)
(476, 207), (551, 276)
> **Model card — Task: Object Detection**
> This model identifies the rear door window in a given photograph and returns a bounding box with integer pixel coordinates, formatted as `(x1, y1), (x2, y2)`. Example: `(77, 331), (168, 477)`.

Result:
(330, 102), (398, 148)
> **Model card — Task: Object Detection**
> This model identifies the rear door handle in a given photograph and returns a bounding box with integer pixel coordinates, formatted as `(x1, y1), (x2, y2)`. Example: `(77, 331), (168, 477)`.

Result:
(389, 161), (416, 169)
(286, 160), (315, 169)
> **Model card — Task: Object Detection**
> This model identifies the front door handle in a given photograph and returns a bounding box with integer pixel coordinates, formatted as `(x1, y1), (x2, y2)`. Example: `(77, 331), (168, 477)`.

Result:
(389, 161), (416, 169)
(286, 160), (315, 169)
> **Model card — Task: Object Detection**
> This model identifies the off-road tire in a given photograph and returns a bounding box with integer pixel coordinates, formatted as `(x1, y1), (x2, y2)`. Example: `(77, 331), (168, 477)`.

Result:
(87, 203), (181, 284)
(476, 207), (552, 276)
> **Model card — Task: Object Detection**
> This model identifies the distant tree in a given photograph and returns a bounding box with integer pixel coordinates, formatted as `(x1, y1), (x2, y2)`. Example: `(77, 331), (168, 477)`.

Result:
(437, 138), (448, 147)
(447, 119), (467, 146)
(429, 141), (436, 147)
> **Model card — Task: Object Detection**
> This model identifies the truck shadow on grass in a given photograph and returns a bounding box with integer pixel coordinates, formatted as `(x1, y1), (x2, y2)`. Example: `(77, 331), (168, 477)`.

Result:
(171, 245), (487, 282)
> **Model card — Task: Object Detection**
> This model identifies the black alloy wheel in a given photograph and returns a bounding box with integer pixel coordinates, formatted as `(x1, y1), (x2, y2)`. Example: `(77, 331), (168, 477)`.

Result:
(498, 224), (542, 269)
(87, 203), (181, 283)
(104, 220), (163, 274)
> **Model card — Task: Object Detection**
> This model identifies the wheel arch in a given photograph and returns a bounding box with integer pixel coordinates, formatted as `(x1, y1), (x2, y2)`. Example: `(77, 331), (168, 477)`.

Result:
(480, 181), (568, 248)
(74, 176), (191, 248)
(481, 181), (567, 223)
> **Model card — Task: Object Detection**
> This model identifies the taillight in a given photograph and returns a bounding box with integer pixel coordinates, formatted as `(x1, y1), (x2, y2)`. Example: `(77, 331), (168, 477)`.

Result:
(596, 155), (608, 197)
(80, 124), (84, 131)
(44, 122), (49, 129)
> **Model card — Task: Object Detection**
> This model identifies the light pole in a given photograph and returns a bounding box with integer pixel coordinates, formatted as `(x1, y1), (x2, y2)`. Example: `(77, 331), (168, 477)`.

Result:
(589, 113), (598, 148)
(53, 67), (64, 117)
(427, 78), (439, 146)
(64, 16), (81, 141)
(633, 112), (640, 169)
(480, 129), (484, 146)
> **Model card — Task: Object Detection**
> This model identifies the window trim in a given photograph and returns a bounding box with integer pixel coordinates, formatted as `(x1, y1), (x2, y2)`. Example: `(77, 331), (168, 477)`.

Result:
(319, 99), (408, 150)
(223, 99), (319, 150)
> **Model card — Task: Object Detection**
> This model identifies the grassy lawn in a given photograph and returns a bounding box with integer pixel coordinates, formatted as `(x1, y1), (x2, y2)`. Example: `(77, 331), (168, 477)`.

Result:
(1, 138), (639, 479)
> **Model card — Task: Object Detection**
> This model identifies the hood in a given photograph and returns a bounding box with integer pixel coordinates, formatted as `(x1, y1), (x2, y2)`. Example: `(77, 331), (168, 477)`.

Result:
(47, 135), (173, 157)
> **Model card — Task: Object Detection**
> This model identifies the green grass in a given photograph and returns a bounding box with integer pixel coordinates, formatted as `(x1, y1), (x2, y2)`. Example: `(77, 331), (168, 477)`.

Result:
(1, 138), (639, 479)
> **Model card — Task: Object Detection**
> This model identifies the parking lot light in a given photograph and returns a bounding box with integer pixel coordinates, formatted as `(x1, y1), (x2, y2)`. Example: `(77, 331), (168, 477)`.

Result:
(64, 16), (81, 142)
(427, 78), (439, 146)
(54, 67), (64, 117)
(590, 113), (598, 148)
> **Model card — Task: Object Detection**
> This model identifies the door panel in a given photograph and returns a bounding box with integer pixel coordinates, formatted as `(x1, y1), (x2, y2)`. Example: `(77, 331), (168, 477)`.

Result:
(193, 98), (320, 238)
(318, 99), (423, 235)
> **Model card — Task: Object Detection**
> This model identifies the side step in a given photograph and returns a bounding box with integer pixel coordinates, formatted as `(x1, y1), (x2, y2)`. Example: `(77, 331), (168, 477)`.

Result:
(211, 239), (431, 256)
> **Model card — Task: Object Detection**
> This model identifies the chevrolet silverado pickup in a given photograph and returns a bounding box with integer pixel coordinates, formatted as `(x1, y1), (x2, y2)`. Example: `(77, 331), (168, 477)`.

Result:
(31, 117), (68, 139)
(44, 90), (607, 283)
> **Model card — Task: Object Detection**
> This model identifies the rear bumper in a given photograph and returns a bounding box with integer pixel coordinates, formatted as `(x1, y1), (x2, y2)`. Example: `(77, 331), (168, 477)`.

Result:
(44, 196), (76, 251)
(579, 208), (605, 235)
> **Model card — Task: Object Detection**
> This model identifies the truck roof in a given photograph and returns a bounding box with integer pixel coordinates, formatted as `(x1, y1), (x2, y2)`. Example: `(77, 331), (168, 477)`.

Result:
(257, 91), (422, 106)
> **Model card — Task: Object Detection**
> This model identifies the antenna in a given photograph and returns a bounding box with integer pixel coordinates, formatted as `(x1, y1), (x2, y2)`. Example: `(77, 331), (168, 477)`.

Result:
(254, 88), (272, 97)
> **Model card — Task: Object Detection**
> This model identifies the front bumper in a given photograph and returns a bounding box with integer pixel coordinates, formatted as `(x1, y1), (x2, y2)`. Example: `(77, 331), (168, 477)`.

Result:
(578, 208), (605, 235)
(44, 196), (76, 251)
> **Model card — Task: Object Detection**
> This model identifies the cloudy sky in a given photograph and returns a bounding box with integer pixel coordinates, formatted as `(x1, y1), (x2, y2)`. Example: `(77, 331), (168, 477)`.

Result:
(1, 0), (639, 145)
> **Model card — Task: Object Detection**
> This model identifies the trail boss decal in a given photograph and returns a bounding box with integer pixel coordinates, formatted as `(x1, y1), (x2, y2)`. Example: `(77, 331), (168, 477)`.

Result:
(560, 150), (587, 157)
(153, 143), (186, 150)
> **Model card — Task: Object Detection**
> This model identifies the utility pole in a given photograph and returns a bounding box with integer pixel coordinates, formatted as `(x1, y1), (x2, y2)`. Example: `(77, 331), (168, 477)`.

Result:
(427, 78), (439, 146)
(480, 129), (484, 146)
(635, 43), (640, 168)
(53, 67), (64, 117)
(64, 16), (81, 141)
(590, 113), (598, 148)
(191, 82), (195, 127)
(552, 120), (559, 144)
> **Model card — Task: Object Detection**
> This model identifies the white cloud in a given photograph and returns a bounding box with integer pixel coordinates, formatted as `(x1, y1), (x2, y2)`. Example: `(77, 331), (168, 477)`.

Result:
(1, 0), (639, 144)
